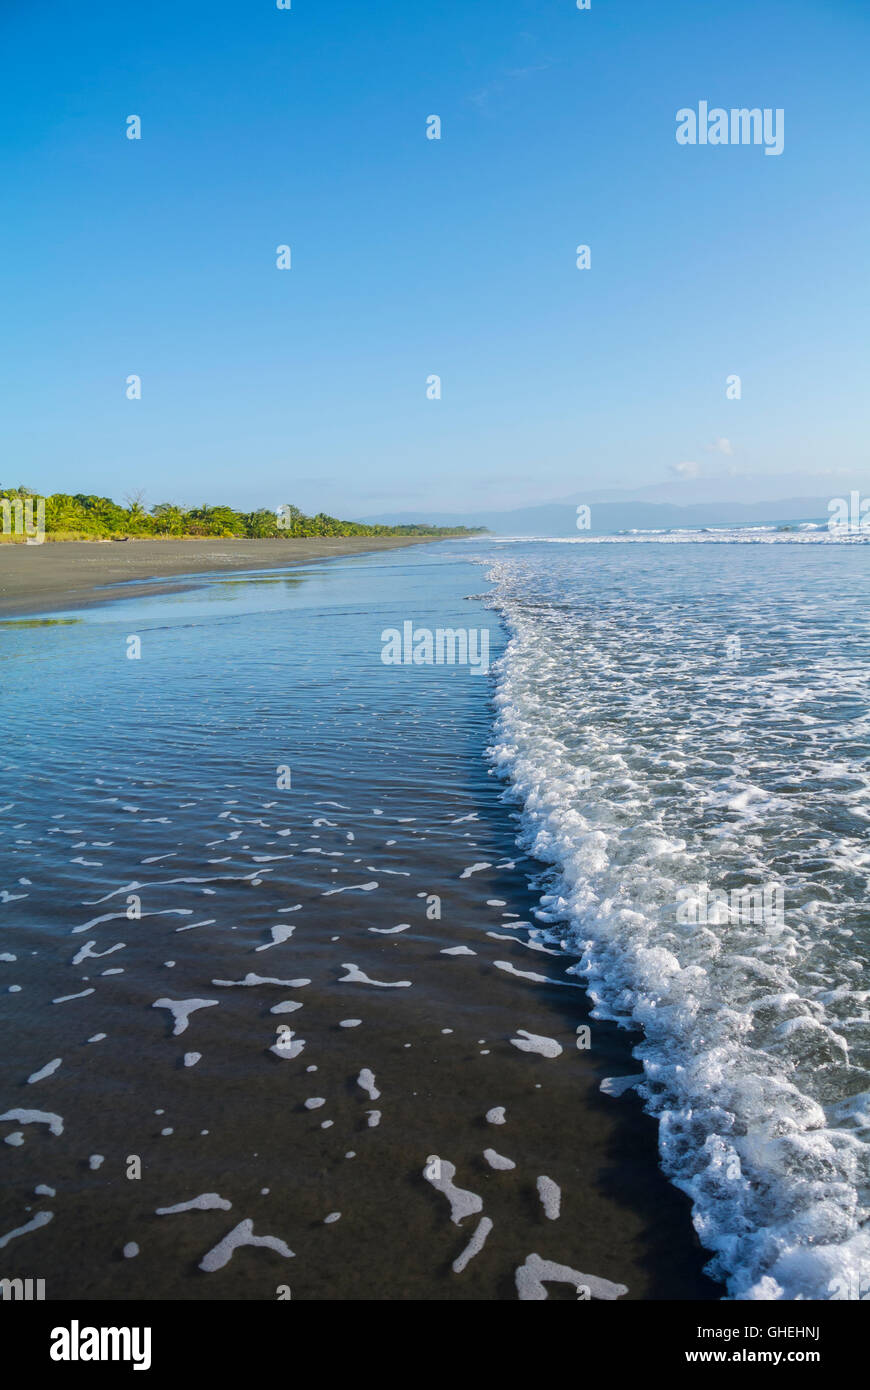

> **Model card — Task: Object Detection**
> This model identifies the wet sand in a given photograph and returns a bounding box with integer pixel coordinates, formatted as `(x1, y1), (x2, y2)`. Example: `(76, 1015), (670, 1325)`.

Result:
(0, 782), (720, 1301)
(0, 546), (722, 1301)
(0, 537), (435, 619)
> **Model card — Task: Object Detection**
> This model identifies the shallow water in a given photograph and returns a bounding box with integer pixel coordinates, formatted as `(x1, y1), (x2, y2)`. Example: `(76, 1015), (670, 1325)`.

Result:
(483, 539), (870, 1299)
(0, 547), (715, 1301)
(2, 537), (866, 1301)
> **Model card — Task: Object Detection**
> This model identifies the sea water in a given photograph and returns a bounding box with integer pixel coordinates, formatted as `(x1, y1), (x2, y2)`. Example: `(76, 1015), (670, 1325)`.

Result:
(482, 535), (870, 1300)
(1, 535), (867, 1300)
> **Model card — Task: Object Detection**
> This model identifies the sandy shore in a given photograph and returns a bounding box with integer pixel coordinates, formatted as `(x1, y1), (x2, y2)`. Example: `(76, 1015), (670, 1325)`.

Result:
(0, 537), (435, 619)
(0, 544), (720, 1300)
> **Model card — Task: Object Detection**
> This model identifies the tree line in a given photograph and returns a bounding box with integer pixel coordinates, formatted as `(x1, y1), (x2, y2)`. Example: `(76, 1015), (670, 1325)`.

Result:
(0, 488), (483, 540)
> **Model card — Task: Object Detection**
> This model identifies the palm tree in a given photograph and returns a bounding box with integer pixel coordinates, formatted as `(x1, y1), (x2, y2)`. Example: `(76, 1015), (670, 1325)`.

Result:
(152, 503), (187, 536)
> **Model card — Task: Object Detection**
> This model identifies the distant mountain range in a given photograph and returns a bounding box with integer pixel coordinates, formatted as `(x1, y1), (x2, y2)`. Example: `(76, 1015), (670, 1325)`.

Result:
(359, 495), (834, 536)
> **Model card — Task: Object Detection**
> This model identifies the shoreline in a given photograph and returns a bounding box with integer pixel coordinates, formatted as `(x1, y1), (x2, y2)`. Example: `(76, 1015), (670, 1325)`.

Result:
(0, 536), (436, 619)
(0, 541), (721, 1301)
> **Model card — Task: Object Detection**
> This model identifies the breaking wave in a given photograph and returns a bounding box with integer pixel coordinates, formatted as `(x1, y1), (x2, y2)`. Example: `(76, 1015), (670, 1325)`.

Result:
(484, 544), (870, 1299)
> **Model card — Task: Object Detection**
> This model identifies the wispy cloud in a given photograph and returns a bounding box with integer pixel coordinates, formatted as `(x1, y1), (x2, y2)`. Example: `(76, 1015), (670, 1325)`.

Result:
(468, 61), (553, 112)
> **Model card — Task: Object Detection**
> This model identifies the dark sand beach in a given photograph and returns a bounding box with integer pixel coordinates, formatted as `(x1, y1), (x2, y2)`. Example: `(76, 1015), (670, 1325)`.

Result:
(0, 537), (433, 619)
(0, 544), (721, 1301)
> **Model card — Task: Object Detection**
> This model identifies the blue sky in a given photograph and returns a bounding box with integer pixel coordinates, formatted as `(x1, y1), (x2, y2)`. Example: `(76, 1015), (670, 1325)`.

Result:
(1, 0), (868, 518)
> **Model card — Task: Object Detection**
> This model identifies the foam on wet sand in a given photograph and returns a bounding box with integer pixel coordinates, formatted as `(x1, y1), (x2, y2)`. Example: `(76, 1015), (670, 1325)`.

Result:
(199, 1219), (294, 1273)
(452, 1216), (493, 1273)
(515, 1253), (628, 1301)
(423, 1158), (483, 1225)
(152, 998), (219, 1036)
(510, 1030), (563, 1058)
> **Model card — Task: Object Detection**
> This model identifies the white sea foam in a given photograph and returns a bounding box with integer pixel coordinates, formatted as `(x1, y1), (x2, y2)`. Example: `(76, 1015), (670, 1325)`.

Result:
(0, 1210), (54, 1250)
(255, 924), (296, 951)
(536, 1176), (561, 1220)
(515, 1252), (628, 1301)
(212, 974), (309, 988)
(153, 997), (219, 1035)
(483, 1148), (516, 1171)
(510, 1029), (563, 1058)
(489, 525), (870, 547)
(338, 963), (411, 988)
(485, 547), (870, 1300)
(601, 1075), (643, 1097)
(0, 1108), (64, 1135)
(423, 1157), (483, 1225)
(156, 1193), (231, 1215)
(357, 1068), (380, 1100)
(199, 1218), (294, 1272)
(452, 1216), (493, 1273)
(26, 1058), (62, 1084)
(495, 959), (572, 985)
(460, 863), (491, 878)
(270, 1029), (305, 1060)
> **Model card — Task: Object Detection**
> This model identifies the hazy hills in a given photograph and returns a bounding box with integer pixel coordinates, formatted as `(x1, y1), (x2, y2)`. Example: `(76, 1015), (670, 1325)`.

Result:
(360, 495), (833, 537)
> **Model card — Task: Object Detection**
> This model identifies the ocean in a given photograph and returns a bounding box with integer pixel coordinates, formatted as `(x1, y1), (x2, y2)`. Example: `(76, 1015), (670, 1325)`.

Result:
(484, 534), (870, 1300)
(1, 534), (868, 1300)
